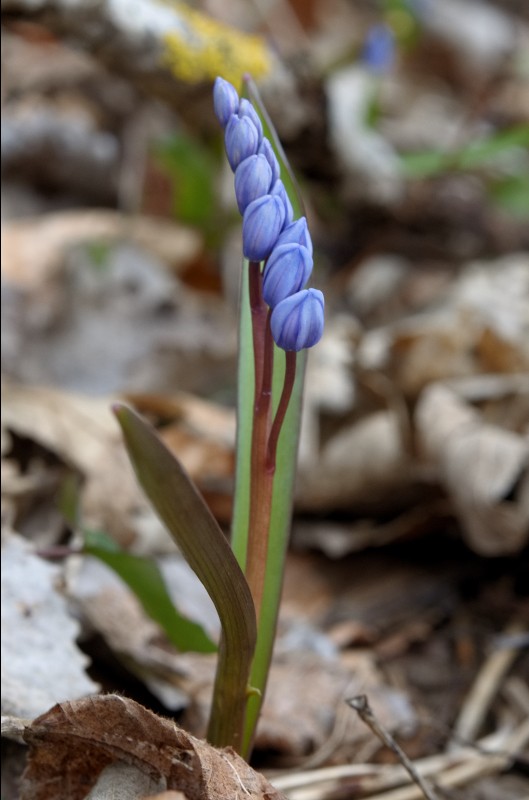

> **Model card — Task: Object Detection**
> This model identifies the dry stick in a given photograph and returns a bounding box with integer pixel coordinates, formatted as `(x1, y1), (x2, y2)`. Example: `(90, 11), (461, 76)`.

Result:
(361, 718), (529, 800)
(452, 617), (524, 745)
(347, 695), (440, 800)
(271, 724), (518, 798)
(503, 675), (529, 719)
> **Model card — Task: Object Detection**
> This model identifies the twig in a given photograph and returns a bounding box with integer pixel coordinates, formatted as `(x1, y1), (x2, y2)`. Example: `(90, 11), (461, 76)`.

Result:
(452, 618), (524, 744)
(363, 718), (529, 800)
(347, 695), (440, 800)
(270, 721), (528, 800)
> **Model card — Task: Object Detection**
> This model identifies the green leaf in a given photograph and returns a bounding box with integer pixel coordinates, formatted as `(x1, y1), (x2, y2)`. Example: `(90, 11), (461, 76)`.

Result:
(113, 404), (256, 753)
(84, 529), (217, 654)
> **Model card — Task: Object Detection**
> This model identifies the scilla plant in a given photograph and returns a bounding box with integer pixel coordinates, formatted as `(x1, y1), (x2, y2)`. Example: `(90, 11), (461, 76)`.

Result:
(113, 74), (324, 759)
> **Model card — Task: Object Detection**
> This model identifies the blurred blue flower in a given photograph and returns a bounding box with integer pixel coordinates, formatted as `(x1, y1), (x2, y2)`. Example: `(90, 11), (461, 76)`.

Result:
(242, 194), (286, 262)
(270, 288), (324, 351)
(361, 24), (396, 74)
(262, 243), (313, 308)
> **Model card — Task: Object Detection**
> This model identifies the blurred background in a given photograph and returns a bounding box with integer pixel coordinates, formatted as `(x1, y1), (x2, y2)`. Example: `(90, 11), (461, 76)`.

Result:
(1, 1), (529, 798)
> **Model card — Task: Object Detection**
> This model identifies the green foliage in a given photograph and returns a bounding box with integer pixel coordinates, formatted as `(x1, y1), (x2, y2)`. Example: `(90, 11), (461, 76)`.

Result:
(400, 125), (529, 178)
(154, 132), (217, 229)
(84, 529), (217, 653)
(400, 124), (529, 217)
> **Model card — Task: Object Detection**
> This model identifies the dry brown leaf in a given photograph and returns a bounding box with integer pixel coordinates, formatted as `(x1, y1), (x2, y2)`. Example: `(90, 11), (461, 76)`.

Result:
(416, 382), (529, 554)
(1, 379), (152, 550)
(296, 411), (411, 512)
(1, 210), (201, 288)
(254, 650), (415, 759)
(126, 393), (236, 525)
(2, 381), (236, 550)
(21, 694), (286, 800)
(356, 253), (529, 399)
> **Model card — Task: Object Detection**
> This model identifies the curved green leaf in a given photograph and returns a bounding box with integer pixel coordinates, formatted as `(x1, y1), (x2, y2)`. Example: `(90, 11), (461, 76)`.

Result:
(113, 404), (256, 752)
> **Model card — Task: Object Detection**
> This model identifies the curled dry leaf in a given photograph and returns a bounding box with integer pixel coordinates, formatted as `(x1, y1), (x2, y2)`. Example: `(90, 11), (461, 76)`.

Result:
(21, 694), (286, 800)
(416, 383), (529, 555)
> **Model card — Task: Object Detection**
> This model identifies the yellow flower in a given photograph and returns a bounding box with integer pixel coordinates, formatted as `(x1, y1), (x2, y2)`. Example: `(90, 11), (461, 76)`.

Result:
(162, 3), (271, 85)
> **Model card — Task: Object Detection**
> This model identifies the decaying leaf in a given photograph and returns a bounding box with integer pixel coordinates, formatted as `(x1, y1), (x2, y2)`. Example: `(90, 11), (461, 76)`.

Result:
(416, 382), (529, 554)
(1, 532), (99, 719)
(1, 210), (201, 289)
(1, 381), (236, 551)
(1, 379), (154, 550)
(21, 694), (287, 800)
(296, 410), (412, 512)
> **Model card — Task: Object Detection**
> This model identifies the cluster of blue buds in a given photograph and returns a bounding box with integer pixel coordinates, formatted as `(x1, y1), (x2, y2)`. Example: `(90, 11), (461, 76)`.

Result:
(213, 77), (324, 352)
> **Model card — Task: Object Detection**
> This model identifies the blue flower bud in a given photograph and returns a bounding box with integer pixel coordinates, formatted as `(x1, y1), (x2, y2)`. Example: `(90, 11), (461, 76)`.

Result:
(238, 98), (263, 144)
(262, 243), (313, 308)
(270, 288), (324, 351)
(234, 154), (273, 214)
(242, 194), (286, 262)
(258, 138), (280, 184)
(275, 216), (313, 256)
(213, 77), (239, 127)
(225, 114), (260, 171)
(270, 179), (294, 227)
